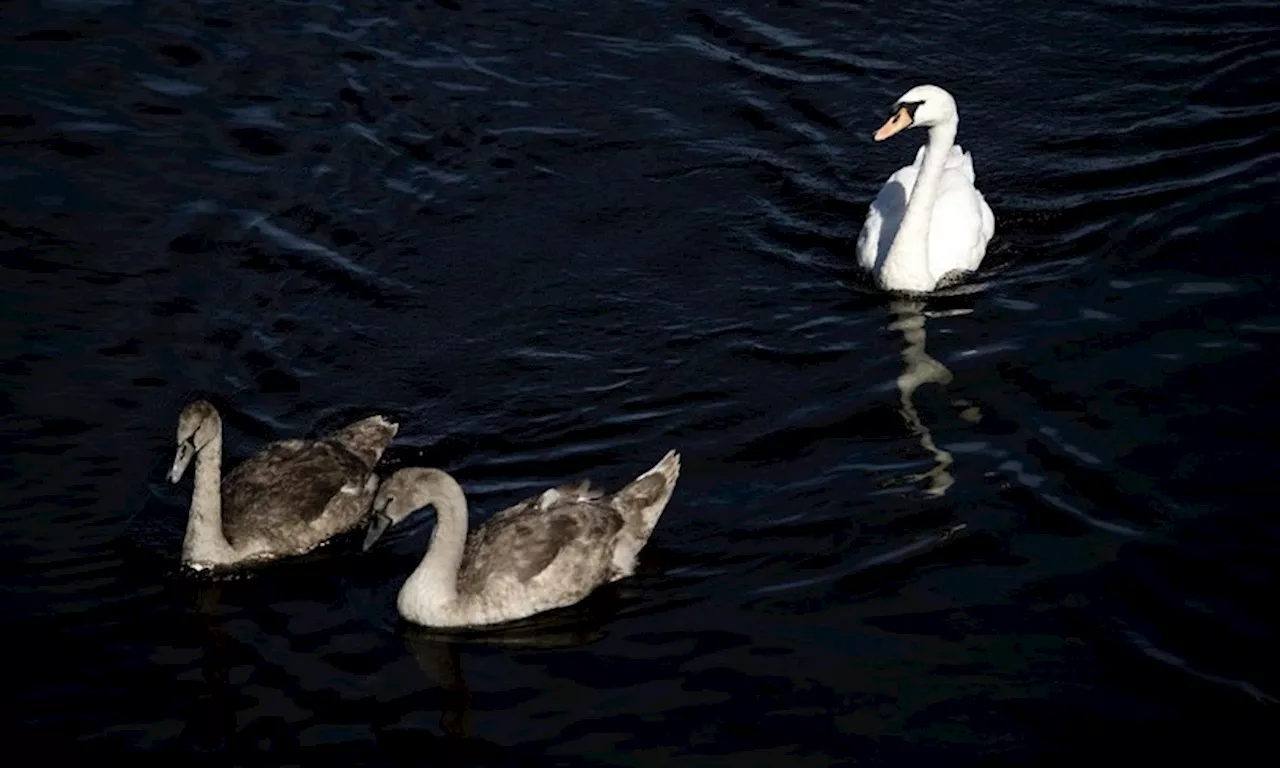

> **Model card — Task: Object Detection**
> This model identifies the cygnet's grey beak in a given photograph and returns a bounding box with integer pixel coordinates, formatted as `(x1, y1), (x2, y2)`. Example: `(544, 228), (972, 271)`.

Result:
(363, 511), (393, 551)
(168, 442), (194, 483)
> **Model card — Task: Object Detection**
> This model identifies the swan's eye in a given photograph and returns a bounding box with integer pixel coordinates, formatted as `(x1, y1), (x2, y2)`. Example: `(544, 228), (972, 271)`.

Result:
(893, 100), (924, 120)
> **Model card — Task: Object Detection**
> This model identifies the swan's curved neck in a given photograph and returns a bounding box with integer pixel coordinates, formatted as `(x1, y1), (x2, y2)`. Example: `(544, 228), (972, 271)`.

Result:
(882, 120), (957, 290)
(398, 476), (469, 622)
(183, 430), (236, 566)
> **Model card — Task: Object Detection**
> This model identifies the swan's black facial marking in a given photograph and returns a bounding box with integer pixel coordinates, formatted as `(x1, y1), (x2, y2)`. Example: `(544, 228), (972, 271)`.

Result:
(892, 100), (924, 122)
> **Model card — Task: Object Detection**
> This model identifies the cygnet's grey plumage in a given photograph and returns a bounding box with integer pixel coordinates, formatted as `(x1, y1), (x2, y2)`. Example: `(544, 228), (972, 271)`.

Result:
(364, 450), (681, 628)
(168, 399), (398, 571)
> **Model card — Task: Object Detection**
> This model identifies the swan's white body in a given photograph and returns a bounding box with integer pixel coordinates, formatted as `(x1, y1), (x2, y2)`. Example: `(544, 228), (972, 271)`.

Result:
(856, 85), (994, 293)
(365, 452), (681, 628)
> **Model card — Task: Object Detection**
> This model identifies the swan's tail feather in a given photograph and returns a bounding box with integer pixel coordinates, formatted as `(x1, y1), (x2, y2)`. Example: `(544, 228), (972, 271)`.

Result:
(537, 479), (603, 511)
(611, 450), (681, 538)
(328, 415), (400, 468)
(947, 144), (976, 181)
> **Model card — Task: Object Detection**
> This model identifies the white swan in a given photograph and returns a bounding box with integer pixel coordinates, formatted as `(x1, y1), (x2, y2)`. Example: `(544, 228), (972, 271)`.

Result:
(856, 84), (995, 293)
(363, 451), (681, 628)
(167, 400), (398, 571)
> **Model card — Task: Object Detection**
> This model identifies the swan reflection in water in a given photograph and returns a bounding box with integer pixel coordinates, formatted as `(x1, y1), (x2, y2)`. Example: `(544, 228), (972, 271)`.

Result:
(888, 298), (982, 498)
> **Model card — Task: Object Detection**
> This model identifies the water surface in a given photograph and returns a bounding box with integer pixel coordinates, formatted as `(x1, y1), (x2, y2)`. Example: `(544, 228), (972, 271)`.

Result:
(4, 0), (1278, 764)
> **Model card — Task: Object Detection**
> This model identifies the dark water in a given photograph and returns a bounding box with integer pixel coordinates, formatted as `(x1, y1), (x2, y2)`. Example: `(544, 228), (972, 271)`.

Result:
(4, 0), (1279, 763)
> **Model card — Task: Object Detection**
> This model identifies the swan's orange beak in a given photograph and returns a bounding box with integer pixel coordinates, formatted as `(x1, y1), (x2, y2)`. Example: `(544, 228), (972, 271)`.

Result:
(874, 106), (913, 141)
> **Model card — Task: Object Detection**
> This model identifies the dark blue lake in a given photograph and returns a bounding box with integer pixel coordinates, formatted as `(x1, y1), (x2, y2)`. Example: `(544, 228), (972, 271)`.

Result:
(4, 0), (1278, 764)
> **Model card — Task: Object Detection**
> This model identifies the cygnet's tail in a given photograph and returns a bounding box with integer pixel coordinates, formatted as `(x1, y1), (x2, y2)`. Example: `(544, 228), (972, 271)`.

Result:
(611, 450), (681, 539)
(328, 414), (400, 469)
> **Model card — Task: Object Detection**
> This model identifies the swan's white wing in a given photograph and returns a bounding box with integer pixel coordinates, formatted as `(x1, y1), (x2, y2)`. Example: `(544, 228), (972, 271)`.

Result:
(927, 165), (994, 277)
(859, 142), (993, 288)
(857, 162), (919, 273)
(949, 143), (977, 183)
(978, 187), (994, 243)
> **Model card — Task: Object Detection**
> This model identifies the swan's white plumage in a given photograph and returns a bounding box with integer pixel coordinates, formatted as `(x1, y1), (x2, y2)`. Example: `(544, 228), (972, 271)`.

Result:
(857, 87), (995, 293)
